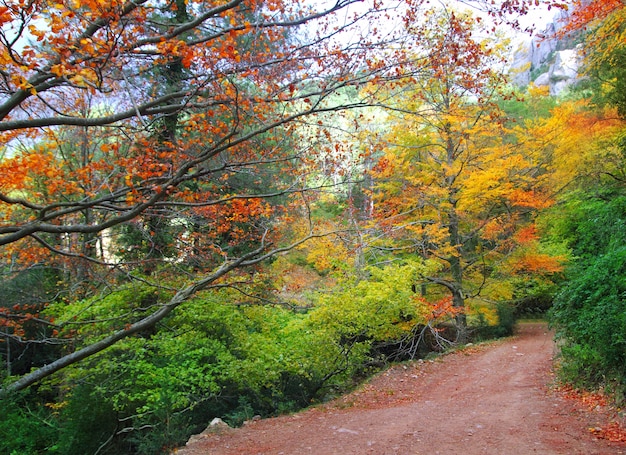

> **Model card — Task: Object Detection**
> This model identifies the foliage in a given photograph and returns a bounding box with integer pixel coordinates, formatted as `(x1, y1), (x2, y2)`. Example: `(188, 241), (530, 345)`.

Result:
(2, 0), (439, 393)
(6, 0), (625, 452)
(547, 189), (626, 398)
(546, 194), (626, 260)
(0, 0), (564, 396)
(311, 260), (441, 342)
(0, 391), (60, 455)
(0, 265), (63, 377)
(557, 383), (626, 442)
(542, 2), (626, 399)
(550, 247), (626, 395)
(561, 0), (626, 117)
(308, 259), (467, 364)
(364, 8), (561, 342)
(562, 0), (623, 34)
(471, 302), (517, 340)
(498, 85), (556, 123)
(30, 277), (418, 454)
(2, 252), (506, 455)
(55, 385), (121, 455)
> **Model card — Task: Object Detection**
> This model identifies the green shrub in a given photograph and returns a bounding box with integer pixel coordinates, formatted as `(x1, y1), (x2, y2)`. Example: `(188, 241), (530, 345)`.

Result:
(9, 260), (465, 454)
(549, 247), (626, 398)
(471, 302), (517, 341)
(55, 385), (121, 455)
(513, 292), (555, 318)
(42, 285), (377, 454)
(556, 342), (605, 387)
(0, 391), (60, 455)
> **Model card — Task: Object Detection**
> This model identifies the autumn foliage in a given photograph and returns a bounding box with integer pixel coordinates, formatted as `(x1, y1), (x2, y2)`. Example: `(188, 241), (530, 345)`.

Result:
(1, 0), (626, 453)
(556, 384), (626, 443)
(560, 0), (624, 34)
(362, 8), (563, 342)
(2, 0), (430, 393)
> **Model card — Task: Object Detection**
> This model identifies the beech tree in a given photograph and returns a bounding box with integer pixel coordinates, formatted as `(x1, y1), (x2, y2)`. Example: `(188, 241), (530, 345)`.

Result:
(366, 8), (560, 341)
(1, 0), (437, 393)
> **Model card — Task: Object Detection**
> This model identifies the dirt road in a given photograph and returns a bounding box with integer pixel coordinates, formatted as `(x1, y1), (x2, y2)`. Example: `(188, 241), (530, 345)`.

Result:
(175, 323), (625, 454)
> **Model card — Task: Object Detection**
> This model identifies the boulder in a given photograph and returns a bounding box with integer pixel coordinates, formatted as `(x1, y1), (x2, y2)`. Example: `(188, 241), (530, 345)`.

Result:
(209, 417), (230, 429)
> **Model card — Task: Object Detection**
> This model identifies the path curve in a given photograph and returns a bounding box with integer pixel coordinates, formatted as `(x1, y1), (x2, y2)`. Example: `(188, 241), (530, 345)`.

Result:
(175, 322), (624, 455)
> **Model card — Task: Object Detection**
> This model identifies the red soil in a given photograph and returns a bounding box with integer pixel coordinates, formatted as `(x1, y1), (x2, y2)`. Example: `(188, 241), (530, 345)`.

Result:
(175, 322), (625, 455)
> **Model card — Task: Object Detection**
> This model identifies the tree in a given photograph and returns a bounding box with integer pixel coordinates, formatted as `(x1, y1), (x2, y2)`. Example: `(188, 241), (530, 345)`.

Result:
(559, 0), (623, 36)
(582, 8), (626, 118)
(366, 8), (560, 342)
(556, 0), (626, 116)
(1, 0), (441, 393)
(546, 191), (626, 396)
(539, 1), (626, 393)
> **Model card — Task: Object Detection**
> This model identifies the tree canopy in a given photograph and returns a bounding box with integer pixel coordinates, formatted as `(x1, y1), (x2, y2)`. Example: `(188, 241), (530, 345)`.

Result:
(0, 0), (427, 392)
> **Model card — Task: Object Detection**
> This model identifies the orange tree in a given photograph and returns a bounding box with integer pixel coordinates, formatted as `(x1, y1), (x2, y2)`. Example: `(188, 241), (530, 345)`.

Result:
(0, 0), (444, 393)
(365, 8), (562, 342)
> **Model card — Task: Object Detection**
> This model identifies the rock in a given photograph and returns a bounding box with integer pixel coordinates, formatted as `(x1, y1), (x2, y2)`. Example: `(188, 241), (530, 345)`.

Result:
(191, 417), (231, 438)
(549, 48), (581, 95)
(243, 415), (262, 425)
(336, 427), (360, 435)
(509, 38), (533, 87)
(509, 3), (582, 95)
(530, 24), (559, 70)
(551, 49), (579, 81)
(175, 418), (231, 451)
(534, 71), (550, 87)
(530, 47), (581, 95)
(209, 417), (230, 430)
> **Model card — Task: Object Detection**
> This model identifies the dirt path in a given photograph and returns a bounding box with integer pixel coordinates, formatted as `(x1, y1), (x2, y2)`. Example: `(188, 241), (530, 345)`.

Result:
(175, 322), (625, 454)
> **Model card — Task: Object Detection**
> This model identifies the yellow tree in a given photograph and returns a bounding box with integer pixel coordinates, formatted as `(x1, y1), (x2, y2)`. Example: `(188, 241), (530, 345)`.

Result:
(368, 8), (559, 341)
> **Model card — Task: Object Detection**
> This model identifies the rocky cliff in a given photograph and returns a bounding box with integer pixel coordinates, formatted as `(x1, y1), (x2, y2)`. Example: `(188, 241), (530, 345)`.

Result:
(509, 8), (582, 95)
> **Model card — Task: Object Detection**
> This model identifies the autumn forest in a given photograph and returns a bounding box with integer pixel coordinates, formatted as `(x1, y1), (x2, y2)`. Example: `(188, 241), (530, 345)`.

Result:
(1, 0), (625, 453)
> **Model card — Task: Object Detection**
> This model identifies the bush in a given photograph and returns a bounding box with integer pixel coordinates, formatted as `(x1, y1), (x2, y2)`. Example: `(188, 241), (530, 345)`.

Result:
(513, 292), (554, 318)
(8, 260), (473, 454)
(55, 385), (121, 455)
(549, 247), (626, 398)
(471, 302), (517, 341)
(40, 284), (381, 454)
(0, 391), (60, 455)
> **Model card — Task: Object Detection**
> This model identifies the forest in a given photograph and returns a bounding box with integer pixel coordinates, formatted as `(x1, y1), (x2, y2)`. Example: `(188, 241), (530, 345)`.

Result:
(0, 0), (624, 453)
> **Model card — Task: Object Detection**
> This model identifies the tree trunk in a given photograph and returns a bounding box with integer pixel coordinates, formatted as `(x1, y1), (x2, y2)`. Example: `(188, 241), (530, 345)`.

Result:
(448, 198), (467, 343)
(452, 287), (468, 343)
